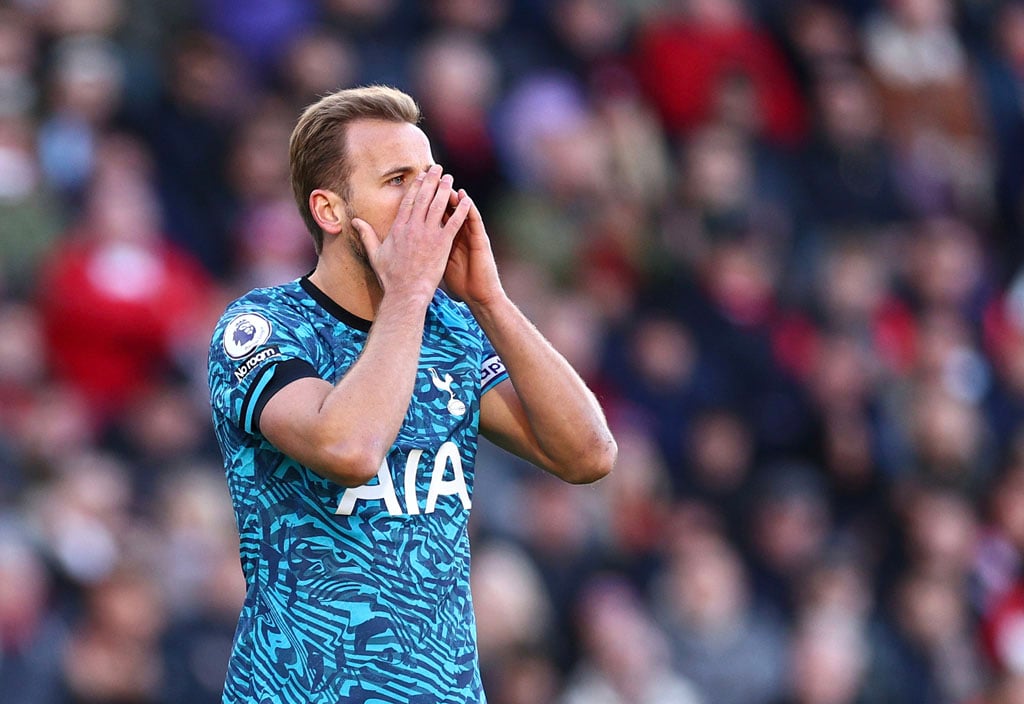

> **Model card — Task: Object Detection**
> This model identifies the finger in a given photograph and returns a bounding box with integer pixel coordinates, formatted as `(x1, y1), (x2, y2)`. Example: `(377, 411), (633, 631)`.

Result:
(454, 189), (480, 223)
(441, 195), (473, 239)
(464, 190), (483, 224)
(428, 174), (455, 226)
(412, 164), (443, 220)
(395, 171), (426, 226)
(446, 187), (459, 217)
(351, 218), (380, 261)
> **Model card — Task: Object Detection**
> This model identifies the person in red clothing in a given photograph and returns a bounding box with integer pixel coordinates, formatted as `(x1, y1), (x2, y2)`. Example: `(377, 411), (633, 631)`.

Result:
(632, 0), (806, 145)
(37, 136), (212, 426)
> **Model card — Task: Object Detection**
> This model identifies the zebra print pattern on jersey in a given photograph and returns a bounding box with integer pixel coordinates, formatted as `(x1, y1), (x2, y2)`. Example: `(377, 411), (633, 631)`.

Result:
(209, 277), (504, 703)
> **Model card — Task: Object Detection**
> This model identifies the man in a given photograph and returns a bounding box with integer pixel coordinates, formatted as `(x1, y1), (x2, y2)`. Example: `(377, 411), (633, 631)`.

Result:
(207, 85), (617, 703)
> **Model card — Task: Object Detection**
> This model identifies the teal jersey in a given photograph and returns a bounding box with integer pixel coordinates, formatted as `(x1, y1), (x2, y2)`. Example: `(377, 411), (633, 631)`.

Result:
(208, 275), (508, 704)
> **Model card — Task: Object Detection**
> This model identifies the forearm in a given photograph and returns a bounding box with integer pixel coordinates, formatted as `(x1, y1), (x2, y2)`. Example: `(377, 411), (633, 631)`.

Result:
(470, 295), (616, 482)
(309, 293), (428, 482)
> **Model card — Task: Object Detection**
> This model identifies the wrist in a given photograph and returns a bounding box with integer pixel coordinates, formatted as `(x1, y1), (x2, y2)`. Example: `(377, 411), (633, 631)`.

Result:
(460, 276), (507, 310)
(381, 286), (435, 314)
(466, 290), (513, 322)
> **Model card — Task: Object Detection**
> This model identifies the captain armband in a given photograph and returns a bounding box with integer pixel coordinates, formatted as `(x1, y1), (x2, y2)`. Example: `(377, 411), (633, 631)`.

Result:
(480, 354), (507, 394)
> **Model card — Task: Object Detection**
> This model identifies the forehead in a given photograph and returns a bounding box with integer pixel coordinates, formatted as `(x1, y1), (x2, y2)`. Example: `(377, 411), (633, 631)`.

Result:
(346, 119), (432, 175)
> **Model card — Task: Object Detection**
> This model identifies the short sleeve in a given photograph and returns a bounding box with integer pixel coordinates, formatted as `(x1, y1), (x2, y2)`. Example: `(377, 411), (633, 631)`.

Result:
(208, 304), (321, 436)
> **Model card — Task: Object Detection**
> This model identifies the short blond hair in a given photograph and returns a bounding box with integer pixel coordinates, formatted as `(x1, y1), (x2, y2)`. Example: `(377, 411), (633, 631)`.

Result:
(289, 86), (420, 253)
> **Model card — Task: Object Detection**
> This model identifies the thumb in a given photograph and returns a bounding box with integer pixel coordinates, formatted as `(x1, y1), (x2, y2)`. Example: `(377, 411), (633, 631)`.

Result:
(350, 218), (379, 260)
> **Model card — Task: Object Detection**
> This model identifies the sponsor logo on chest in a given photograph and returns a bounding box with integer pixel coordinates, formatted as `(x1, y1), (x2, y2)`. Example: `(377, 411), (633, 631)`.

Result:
(336, 441), (471, 516)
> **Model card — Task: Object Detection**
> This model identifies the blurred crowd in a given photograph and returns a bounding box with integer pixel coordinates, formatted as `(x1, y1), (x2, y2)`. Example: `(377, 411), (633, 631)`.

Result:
(5, 0), (1024, 702)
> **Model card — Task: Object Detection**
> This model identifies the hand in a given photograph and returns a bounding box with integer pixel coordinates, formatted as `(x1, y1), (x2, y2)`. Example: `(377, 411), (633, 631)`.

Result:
(352, 165), (472, 304)
(443, 189), (504, 308)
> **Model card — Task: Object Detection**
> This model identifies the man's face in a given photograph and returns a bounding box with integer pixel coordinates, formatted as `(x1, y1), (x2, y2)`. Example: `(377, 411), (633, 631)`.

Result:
(339, 119), (435, 262)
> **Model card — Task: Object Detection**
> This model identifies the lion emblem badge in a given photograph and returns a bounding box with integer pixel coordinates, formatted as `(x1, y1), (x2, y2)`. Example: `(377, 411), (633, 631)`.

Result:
(224, 313), (272, 359)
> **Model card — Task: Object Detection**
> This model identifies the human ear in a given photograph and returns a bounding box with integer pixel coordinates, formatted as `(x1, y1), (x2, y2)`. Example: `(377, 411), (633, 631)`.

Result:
(309, 189), (346, 235)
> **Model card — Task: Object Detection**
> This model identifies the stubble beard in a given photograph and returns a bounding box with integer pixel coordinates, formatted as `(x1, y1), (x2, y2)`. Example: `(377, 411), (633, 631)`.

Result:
(342, 202), (372, 270)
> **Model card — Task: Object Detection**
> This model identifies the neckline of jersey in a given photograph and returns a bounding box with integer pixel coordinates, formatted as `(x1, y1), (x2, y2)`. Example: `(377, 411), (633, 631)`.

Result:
(299, 274), (373, 333)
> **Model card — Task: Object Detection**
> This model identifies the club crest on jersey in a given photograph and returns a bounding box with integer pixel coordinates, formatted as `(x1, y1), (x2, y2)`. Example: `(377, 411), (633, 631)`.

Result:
(224, 313), (272, 359)
(428, 367), (466, 417)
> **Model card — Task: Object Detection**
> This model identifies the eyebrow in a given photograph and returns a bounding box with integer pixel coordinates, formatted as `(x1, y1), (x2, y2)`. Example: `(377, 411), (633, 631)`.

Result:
(380, 165), (420, 180)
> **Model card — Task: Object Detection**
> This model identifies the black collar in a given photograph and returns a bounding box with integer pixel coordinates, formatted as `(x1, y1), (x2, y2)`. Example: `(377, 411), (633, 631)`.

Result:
(299, 274), (373, 333)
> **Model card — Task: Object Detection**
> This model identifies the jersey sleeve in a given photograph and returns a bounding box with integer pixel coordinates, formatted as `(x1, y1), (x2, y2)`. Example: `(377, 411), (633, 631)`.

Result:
(208, 303), (321, 436)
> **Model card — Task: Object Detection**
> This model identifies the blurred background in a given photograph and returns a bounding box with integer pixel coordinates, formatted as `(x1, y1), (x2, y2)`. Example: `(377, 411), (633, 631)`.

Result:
(4, 0), (1024, 702)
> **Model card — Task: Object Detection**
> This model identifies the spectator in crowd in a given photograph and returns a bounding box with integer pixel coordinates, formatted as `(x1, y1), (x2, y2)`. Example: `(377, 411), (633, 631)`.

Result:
(136, 31), (247, 276)
(980, 0), (1024, 272)
(0, 530), (67, 704)
(633, 0), (806, 145)
(653, 529), (787, 704)
(61, 564), (167, 703)
(0, 114), (64, 298)
(36, 137), (212, 426)
(772, 613), (870, 704)
(560, 575), (703, 704)
(862, 0), (990, 216)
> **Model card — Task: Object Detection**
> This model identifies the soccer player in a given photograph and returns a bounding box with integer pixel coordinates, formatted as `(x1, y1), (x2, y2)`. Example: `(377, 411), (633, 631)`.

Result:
(207, 85), (617, 703)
